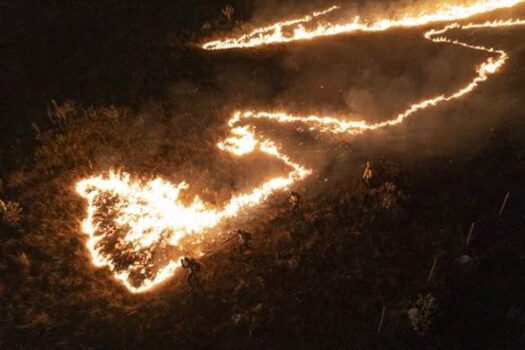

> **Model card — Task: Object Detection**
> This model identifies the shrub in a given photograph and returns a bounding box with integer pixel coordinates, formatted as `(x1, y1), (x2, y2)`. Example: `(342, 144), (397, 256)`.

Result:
(0, 199), (22, 226)
(222, 5), (235, 23)
(408, 293), (436, 335)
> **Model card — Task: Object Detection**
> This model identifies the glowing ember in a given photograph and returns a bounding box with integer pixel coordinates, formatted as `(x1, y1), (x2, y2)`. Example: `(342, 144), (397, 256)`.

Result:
(77, 1), (525, 293)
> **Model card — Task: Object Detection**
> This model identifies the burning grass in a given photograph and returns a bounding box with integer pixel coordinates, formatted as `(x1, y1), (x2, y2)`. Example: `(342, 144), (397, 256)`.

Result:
(2, 1), (525, 348)
(1, 102), (525, 349)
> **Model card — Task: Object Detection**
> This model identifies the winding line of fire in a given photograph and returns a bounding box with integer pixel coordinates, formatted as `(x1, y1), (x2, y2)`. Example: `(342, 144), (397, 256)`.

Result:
(77, 0), (525, 293)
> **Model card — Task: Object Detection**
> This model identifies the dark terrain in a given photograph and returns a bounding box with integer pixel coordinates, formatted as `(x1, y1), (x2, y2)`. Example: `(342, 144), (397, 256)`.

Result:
(1, 1), (525, 349)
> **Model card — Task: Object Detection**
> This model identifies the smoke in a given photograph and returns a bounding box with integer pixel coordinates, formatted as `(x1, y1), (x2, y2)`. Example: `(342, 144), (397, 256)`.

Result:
(268, 4), (525, 166)
(74, 2), (525, 287)
(250, 0), (342, 23)
(122, 0), (525, 203)
(249, 0), (501, 25)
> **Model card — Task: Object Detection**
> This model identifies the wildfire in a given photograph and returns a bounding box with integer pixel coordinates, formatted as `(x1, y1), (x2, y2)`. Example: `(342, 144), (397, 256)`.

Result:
(77, 1), (525, 293)
(76, 130), (310, 293)
(202, 0), (524, 50)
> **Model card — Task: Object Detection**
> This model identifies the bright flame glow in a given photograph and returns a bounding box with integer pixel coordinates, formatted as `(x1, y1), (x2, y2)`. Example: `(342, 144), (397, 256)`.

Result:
(202, 0), (524, 50)
(77, 1), (525, 293)
(76, 134), (310, 293)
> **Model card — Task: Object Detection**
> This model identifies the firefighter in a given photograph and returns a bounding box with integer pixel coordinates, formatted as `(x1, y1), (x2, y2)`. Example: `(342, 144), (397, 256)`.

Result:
(237, 229), (252, 253)
(362, 161), (374, 186)
(289, 191), (301, 212)
(180, 256), (201, 291)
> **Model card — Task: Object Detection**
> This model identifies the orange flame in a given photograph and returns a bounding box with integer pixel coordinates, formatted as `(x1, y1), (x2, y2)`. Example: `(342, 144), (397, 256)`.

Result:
(77, 1), (525, 293)
(76, 129), (310, 293)
(202, 0), (524, 50)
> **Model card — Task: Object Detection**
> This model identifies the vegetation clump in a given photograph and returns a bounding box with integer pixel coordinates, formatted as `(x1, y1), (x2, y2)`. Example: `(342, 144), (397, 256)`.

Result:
(0, 197), (22, 227)
(408, 293), (436, 336)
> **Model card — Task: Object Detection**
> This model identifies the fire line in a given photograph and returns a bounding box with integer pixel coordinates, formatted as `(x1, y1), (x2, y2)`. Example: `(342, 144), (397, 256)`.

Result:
(77, 0), (525, 293)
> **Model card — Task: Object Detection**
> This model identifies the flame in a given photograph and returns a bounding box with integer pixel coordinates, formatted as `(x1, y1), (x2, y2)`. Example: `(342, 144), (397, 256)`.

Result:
(202, 0), (524, 50)
(77, 1), (525, 293)
(76, 133), (310, 293)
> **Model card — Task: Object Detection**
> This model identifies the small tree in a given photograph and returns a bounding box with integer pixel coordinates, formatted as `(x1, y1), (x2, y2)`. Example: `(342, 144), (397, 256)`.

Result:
(222, 4), (235, 23)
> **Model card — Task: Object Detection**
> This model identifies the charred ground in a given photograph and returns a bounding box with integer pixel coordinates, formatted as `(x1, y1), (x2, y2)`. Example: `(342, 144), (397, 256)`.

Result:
(1, 1), (525, 349)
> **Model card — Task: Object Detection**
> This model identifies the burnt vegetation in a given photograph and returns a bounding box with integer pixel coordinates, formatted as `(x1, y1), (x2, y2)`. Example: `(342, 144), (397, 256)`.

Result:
(2, 1), (525, 349)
